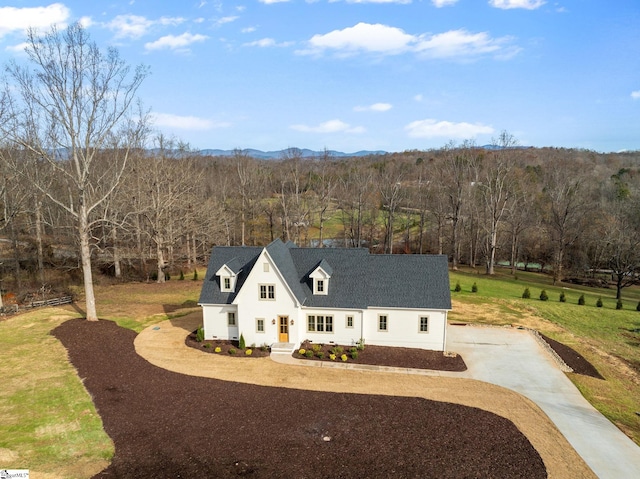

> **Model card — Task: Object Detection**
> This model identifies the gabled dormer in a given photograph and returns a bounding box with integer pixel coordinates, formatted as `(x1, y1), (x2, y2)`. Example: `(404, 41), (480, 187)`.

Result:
(216, 257), (242, 293)
(309, 259), (333, 295)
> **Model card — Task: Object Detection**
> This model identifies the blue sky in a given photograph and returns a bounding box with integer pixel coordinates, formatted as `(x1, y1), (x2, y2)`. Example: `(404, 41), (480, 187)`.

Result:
(1, 1), (639, 153)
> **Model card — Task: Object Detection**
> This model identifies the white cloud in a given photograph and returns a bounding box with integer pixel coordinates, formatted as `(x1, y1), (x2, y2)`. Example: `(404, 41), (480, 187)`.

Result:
(5, 42), (29, 54)
(416, 29), (515, 59)
(152, 112), (229, 130)
(79, 16), (93, 28)
(290, 119), (365, 134)
(215, 16), (239, 27)
(414, 94), (424, 102)
(489, 0), (545, 10)
(298, 23), (517, 60)
(0, 3), (70, 38)
(354, 103), (393, 112)
(631, 91), (640, 100)
(302, 23), (415, 56)
(244, 37), (293, 48)
(259, 0), (291, 3)
(432, 0), (459, 6)
(108, 15), (154, 39)
(107, 14), (185, 39)
(145, 33), (208, 51)
(405, 119), (494, 138)
(242, 27), (257, 33)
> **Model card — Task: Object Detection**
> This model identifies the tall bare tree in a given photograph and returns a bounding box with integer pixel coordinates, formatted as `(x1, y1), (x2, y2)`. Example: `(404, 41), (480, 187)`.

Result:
(0, 23), (148, 320)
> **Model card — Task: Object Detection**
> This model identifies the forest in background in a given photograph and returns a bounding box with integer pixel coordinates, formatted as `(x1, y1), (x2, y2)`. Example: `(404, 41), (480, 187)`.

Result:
(1, 140), (640, 303)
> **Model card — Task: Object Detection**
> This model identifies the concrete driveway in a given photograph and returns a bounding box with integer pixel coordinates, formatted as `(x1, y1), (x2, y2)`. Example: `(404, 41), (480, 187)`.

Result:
(446, 325), (640, 479)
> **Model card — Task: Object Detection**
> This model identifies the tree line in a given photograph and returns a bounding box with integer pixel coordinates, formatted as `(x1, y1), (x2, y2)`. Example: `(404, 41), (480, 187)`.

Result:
(1, 24), (639, 318)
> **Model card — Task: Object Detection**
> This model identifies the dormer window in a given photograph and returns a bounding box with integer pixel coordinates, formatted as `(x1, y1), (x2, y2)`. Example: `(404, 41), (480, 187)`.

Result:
(216, 259), (241, 293)
(309, 259), (332, 296)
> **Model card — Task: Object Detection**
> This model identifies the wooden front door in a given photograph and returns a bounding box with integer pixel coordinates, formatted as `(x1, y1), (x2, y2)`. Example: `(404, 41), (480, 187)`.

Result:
(278, 316), (289, 342)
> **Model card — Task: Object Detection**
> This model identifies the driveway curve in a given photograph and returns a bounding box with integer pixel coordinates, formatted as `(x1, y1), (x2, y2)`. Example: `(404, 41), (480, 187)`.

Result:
(446, 324), (640, 479)
(135, 312), (598, 478)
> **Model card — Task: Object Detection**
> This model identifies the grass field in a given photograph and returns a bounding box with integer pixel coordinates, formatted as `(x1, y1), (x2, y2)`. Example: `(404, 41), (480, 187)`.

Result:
(0, 267), (638, 477)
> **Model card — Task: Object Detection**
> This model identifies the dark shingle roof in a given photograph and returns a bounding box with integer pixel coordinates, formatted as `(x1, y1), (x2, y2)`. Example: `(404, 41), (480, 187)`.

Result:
(199, 239), (451, 310)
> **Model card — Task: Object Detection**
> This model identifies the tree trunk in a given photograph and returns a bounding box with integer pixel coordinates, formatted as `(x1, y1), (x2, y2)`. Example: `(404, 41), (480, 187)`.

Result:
(112, 223), (121, 278)
(79, 203), (98, 321)
(156, 236), (165, 283)
(34, 198), (45, 285)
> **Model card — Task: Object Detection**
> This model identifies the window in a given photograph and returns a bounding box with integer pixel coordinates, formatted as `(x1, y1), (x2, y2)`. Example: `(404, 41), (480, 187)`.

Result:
(346, 315), (354, 328)
(256, 318), (265, 333)
(307, 315), (334, 333)
(317, 280), (324, 293)
(419, 316), (429, 333)
(223, 277), (231, 290)
(259, 284), (275, 300)
(378, 315), (388, 332)
(227, 312), (236, 326)
(263, 262), (269, 272)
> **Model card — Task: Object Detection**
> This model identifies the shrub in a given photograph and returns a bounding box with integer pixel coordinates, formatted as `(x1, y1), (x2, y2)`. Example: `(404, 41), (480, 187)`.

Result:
(298, 348), (306, 355)
(596, 297), (603, 308)
(214, 346), (222, 353)
(539, 290), (549, 301)
(341, 354), (348, 362)
(616, 299), (623, 310)
(193, 269), (198, 281)
(559, 291), (566, 303)
(305, 350), (314, 358)
(179, 270), (185, 280)
(578, 294), (585, 306)
(330, 346), (343, 355)
(203, 343), (211, 349)
(239, 333), (246, 350)
(522, 288), (530, 299)
(228, 348), (236, 355)
(312, 344), (323, 353)
(195, 327), (205, 342)
(329, 353), (336, 361)
(350, 347), (358, 354)
(351, 351), (358, 360)
(454, 281), (462, 292)
(471, 282), (478, 293)
(260, 343), (269, 352)
(316, 351), (325, 359)
(165, 272), (171, 281)
(356, 338), (366, 351)
(245, 349), (253, 356)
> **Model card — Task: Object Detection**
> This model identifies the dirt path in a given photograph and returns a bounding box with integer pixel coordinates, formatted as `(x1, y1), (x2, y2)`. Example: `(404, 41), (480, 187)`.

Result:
(135, 311), (595, 479)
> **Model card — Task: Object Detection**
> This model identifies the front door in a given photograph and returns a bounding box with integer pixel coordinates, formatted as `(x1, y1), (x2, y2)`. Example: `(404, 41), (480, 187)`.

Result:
(278, 316), (289, 342)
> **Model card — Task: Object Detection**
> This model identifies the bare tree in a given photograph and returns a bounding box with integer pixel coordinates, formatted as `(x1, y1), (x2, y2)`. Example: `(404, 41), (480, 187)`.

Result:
(480, 131), (517, 274)
(0, 23), (148, 320)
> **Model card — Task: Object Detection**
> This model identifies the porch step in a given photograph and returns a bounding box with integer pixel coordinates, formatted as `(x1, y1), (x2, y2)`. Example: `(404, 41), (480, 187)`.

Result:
(270, 342), (297, 354)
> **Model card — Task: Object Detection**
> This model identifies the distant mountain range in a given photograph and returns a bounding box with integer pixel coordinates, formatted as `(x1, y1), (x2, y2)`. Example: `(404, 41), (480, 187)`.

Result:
(198, 148), (387, 159)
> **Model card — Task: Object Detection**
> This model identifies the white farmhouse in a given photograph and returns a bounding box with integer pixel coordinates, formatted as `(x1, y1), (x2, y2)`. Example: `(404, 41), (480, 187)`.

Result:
(198, 239), (452, 351)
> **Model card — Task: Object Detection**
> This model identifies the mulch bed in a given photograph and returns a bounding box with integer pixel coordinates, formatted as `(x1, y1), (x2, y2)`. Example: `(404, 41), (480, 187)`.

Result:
(293, 340), (467, 371)
(185, 332), (271, 358)
(53, 319), (547, 479)
(539, 333), (604, 380)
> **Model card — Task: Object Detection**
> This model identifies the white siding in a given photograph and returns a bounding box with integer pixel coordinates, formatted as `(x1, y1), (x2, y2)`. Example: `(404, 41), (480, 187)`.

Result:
(300, 309), (364, 347)
(202, 304), (238, 340)
(362, 308), (447, 351)
(233, 250), (300, 346)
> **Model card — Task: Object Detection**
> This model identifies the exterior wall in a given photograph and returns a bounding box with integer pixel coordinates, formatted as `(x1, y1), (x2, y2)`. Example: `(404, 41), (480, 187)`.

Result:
(362, 308), (447, 351)
(298, 308), (364, 347)
(233, 250), (300, 347)
(202, 304), (238, 340)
